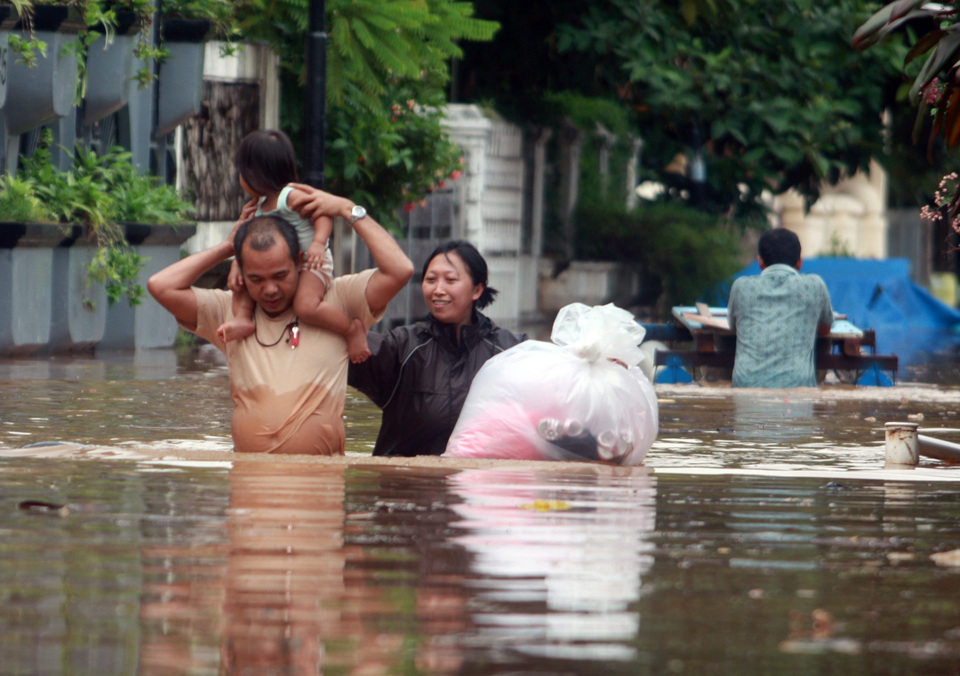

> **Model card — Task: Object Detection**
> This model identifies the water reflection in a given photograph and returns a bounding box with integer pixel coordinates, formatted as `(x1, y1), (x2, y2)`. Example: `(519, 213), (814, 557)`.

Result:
(138, 462), (398, 674)
(219, 463), (361, 673)
(2, 459), (960, 673)
(447, 467), (656, 663)
(732, 393), (821, 441)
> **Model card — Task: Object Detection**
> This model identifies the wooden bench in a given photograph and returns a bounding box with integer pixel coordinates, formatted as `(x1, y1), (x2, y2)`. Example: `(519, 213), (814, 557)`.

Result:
(652, 349), (898, 373)
(649, 327), (898, 381)
(651, 329), (898, 379)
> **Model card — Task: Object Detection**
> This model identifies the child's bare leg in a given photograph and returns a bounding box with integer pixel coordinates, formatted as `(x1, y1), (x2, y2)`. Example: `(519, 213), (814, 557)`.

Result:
(217, 290), (256, 343)
(345, 317), (371, 363)
(293, 271), (371, 362)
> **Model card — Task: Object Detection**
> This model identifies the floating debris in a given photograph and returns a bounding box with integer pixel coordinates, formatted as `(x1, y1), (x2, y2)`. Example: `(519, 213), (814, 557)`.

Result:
(520, 500), (571, 512)
(931, 549), (960, 567)
(18, 500), (69, 517)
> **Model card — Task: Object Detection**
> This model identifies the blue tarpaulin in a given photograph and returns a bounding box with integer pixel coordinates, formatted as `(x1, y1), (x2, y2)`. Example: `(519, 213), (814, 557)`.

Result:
(720, 258), (960, 374)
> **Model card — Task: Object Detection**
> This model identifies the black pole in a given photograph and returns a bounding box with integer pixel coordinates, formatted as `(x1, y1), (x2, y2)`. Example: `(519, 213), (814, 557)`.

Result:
(303, 0), (327, 189)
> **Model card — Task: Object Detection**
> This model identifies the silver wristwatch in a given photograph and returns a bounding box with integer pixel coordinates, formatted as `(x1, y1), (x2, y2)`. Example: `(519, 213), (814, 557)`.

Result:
(348, 205), (367, 224)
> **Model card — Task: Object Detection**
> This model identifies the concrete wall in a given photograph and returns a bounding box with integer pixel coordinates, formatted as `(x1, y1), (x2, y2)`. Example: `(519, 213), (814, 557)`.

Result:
(777, 160), (889, 259)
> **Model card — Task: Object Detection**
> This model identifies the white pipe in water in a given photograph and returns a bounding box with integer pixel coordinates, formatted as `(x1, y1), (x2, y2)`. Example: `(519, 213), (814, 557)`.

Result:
(917, 435), (960, 464)
(885, 422), (919, 466)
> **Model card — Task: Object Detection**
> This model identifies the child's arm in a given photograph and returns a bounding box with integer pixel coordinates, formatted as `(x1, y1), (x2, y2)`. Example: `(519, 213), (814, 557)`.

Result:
(305, 215), (333, 270)
(226, 199), (259, 292)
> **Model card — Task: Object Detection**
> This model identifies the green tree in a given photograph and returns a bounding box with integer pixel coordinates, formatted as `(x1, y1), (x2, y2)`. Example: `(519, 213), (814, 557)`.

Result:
(237, 0), (497, 227)
(542, 1), (909, 214)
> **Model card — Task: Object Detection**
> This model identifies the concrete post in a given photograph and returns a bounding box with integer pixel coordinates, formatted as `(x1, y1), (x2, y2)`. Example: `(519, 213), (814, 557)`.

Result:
(885, 422), (919, 466)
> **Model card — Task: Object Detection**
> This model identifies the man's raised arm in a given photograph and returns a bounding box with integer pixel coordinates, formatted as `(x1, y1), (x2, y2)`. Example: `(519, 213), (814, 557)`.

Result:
(287, 184), (414, 316)
(147, 238), (234, 332)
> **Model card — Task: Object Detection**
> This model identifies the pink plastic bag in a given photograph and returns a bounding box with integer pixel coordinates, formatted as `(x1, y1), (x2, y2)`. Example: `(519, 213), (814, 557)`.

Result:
(444, 303), (658, 464)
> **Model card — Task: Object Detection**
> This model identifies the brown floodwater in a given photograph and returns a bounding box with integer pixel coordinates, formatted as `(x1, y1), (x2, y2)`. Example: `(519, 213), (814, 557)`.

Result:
(2, 350), (960, 674)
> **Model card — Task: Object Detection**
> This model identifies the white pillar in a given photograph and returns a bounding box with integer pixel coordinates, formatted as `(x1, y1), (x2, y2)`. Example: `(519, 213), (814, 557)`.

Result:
(443, 104), (493, 245)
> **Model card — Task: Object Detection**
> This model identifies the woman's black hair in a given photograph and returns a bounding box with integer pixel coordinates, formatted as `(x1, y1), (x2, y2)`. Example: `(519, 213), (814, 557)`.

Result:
(235, 129), (299, 197)
(422, 240), (498, 309)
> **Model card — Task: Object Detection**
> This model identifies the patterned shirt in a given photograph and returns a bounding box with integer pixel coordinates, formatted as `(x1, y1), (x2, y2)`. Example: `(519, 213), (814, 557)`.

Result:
(726, 264), (833, 388)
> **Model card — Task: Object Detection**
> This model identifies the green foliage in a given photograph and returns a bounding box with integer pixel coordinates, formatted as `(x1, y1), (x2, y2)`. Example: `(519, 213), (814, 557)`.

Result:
(236, 0), (496, 221)
(546, 91), (637, 216)
(8, 32), (46, 66)
(164, 0), (240, 50)
(0, 176), (57, 223)
(164, 0), (234, 25)
(326, 81), (465, 230)
(239, 0), (498, 110)
(553, 0), (908, 211)
(87, 245), (147, 307)
(576, 201), (750, 312)
(4, 132), (195, 307)
(543, 91), (631, 137)
(91, 0), (166, 87)
(9, 1), (161, 89)
(854, 2), (960, 225)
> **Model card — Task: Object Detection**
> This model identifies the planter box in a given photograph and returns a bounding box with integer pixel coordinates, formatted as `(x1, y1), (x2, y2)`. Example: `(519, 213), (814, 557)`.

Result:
(84, 10), (141, 124)
(48, 235), (108, 353)
(0, 223), (73, 355)
(156, 18), (210, 136)
(0, 221), (195, 354)
(0, 5), (14, 110)
(538, 259), (640, 314)
(98, 223), (197, 350)
(2, 5), (84, 135)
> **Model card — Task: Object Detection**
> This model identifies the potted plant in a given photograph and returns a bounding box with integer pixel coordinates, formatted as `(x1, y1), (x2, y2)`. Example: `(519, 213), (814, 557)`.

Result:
(154, 0), (238, 135)
(0, 131), (196, 352)
(0, 0), (85, 136)
(81, 0), (157, 122)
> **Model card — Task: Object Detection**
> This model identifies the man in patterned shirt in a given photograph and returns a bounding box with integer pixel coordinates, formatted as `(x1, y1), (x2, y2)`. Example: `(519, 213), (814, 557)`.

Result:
(726, 228), (834, 388)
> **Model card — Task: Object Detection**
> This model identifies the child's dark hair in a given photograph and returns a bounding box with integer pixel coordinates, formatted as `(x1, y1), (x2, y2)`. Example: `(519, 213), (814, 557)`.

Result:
(422, 240), (498, 309)
(235, 130), (298, 196)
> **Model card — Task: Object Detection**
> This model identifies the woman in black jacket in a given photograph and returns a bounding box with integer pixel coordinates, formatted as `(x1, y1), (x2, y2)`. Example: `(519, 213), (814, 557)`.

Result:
(348, 241), (527, 456)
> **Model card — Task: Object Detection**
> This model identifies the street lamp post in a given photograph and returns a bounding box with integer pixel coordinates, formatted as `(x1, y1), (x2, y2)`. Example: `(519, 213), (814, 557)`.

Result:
(303, 0), (327, 189)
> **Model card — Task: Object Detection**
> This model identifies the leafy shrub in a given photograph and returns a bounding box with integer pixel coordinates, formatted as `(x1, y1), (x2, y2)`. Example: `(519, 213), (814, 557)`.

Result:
(2, 133), (195, 307)
(0, 176), (56, 223)
(576, 201), (750, 314)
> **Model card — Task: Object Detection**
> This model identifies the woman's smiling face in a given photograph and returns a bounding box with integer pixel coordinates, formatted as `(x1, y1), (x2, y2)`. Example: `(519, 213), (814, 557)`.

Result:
(422, 251), (483, 329)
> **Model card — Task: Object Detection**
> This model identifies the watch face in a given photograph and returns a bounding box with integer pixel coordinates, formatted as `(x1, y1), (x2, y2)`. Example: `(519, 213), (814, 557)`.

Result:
(351, 205), (367, 222)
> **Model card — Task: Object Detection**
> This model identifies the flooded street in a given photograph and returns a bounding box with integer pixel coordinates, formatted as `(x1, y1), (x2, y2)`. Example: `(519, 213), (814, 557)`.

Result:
(2, 350), (960, 673)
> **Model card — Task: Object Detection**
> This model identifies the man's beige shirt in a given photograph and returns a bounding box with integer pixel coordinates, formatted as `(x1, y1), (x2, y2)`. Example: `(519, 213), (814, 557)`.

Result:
(191, 269), (379, 454)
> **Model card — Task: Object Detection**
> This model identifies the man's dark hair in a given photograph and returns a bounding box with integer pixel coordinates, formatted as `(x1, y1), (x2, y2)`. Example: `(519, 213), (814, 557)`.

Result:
(234, 215), (301, 268)
(235, 129), (299, 196)
(422, 240), (498, 309)
(758, 228), (802, 268)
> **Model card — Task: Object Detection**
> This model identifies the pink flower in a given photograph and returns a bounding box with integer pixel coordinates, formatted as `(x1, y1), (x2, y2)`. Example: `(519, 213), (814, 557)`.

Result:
(922, 172), (960, 233)
(450, 170), (463, 181)
(924, 78), (944, 107)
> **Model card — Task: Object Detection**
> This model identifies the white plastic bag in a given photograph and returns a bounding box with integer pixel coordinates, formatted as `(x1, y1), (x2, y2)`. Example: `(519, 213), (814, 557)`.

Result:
(444, 303), (659, 464)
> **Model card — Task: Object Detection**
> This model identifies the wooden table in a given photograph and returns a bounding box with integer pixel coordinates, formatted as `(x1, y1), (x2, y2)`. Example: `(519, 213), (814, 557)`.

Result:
(652, 305), (898, 379)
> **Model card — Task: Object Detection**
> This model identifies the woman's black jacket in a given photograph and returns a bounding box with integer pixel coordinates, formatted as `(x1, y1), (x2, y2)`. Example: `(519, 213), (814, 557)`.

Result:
(347, 312), (526, 456)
